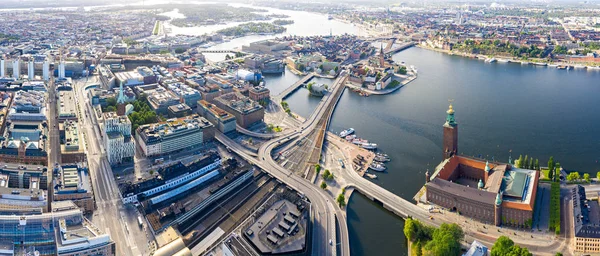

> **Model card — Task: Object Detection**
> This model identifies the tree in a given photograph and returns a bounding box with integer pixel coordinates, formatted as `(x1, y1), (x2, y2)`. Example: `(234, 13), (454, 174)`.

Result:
(404, 218), (432, 243)
(491, 236), (514, 256)
(398, 66), (407, 75)
(584, 173), (591, 183)
(524, 155), (529, 169)
(424, 223), (463, 256)
(548, 156), (555, 181)
(174, 48), (186, 54)
(322, 169), (331, 180)
(528, 157), (534, 170)
(491, 236), (531, 256)
(320, 181), (327, 189)
(314, 164), (321, 173)
(555, 162), (561, 180)
(248, 138), (253, 145)
(567, 172), (580, 182)
(516, 155), (523, 168)
(535, 159), (540, 170)
(336, 193), (346, 207)
(597, 171), (600, 180)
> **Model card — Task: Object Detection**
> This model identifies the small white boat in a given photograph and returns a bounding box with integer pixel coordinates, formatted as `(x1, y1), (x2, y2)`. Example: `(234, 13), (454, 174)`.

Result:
(361, 143), (377, 149)
(521, 61), (530, 65)
(366, 173), (378, 179)
(374, 155), (390, 162)
(548, 64), (558, 68)
(497, 58), (509, 63)
(369, 163), (386, 172)
(485, 58), (497, 63)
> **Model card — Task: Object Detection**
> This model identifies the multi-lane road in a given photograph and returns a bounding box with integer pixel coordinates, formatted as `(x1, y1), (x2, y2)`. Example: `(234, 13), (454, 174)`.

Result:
(71, 76), (154, 256)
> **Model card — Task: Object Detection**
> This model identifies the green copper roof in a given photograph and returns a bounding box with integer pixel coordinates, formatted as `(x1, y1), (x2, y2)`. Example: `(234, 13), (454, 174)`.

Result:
(495, 192), (503, 205)
(485, 161), (490, 172)
(478, 179), (484, 189)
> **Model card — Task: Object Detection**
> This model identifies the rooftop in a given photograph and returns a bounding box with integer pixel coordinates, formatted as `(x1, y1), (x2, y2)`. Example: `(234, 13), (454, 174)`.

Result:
(137, 114), (213, 142)
(198, 100), (235, 121)
(58, 90), (77, 119)
(214, 92), (263, 114)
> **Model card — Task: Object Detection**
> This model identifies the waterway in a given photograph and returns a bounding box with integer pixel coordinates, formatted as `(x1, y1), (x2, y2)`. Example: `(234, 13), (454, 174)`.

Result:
(331, 47), (600, 255)
(157, 4), (600, 255)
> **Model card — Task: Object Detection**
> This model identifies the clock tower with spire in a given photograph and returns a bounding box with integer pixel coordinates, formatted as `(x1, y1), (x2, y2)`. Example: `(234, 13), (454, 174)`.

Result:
(443, 103), (458, 159)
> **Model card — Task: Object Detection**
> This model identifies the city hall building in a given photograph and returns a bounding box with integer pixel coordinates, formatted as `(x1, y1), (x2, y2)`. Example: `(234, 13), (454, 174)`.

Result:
(425, 105), (540, 227)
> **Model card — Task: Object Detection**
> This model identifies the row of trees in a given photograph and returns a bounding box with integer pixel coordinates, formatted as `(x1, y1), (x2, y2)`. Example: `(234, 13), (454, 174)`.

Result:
(404, 218), (464, 256)
(515, 155), (540, 170)
(546, 156), (561, 182)
(566, 171), (591, 183)
(549, 182), (561, 234)
(280, 101), (291, 115)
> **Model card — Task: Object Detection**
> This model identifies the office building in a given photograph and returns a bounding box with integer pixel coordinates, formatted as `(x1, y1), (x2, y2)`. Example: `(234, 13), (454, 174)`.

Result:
(102, 112), (134, 165)
(213, 92), (264, 128)
(164, 80), (201, 107)
(58, 89), (78, 121)
(167, 104), (192, 118)
(248, 86), (270, 102)
(136, 114), (214, 157)
(197, 100), (236, 133)
(0, 163), (48, 212)
(60, 120), (86, 164)
(53, 164), (94, 213)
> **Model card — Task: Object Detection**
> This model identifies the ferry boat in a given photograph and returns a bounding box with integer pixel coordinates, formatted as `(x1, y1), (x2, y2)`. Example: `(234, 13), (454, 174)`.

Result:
(339, 128), (355, 137)
(497, 58), (509, 63)
(352, 138), (368, 145)
(520, 61), (530, 65)
(533, 62), (547, 66)
(369, 162), (386, 172)
(574, 65), (586, 69)
(548, 64), (559, 68)
(366, 173), (378, 179)
(361, 143), (377, 150)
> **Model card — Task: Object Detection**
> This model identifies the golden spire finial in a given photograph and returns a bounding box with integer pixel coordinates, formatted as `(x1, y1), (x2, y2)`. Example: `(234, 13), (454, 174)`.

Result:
(447, 99), (455, 114)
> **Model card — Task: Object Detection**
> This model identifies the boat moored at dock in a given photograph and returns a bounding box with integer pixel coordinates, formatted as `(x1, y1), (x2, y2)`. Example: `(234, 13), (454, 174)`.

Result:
(369, 162), (386, 172)
(339, 128), (355, 137)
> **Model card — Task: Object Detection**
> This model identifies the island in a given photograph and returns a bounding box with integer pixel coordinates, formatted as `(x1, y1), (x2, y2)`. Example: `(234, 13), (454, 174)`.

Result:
(216, 22), (287, 37)
(272, 19), (295, 26)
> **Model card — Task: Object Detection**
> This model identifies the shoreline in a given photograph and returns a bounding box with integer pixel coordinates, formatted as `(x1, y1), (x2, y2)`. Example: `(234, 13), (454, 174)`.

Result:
(418, 44), (600, 70)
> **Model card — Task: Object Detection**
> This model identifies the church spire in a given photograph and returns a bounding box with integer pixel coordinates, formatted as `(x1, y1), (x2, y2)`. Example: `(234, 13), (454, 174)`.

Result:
(117, 81), (126, 104)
